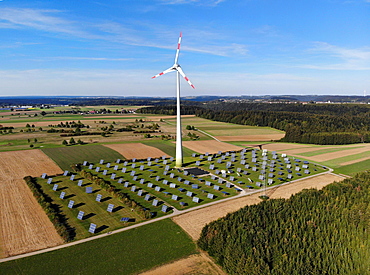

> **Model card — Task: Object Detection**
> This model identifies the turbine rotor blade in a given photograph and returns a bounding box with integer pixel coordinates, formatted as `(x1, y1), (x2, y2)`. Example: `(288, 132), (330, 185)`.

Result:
(174, 32), (182, 64)
(152, 67), (175, 79)
(177, 66), (195, 89)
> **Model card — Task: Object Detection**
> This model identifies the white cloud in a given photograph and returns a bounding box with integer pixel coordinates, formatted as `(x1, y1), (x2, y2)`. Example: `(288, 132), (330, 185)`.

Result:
(159, 0), (225, 6)
(301, 42), (370, 70)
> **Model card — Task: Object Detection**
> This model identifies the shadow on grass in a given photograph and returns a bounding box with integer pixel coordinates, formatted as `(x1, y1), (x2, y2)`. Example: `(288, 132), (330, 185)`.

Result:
(83, 212), (96, 220)
(100, 196), (112, 202)
(95, 225), (109, 233)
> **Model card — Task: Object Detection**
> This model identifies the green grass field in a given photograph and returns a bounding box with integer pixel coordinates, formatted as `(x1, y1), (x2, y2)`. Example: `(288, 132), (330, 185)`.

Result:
(0, 219), (197, 275)
(297, 146), (364, 157)
(141, 140), (196, 158)
(41, 145), (124, 170)
(176, 117), (284, 136)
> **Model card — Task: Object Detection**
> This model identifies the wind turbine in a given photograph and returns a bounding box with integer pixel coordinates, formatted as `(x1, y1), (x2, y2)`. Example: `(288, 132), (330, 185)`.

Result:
(152, 32), (195, 168)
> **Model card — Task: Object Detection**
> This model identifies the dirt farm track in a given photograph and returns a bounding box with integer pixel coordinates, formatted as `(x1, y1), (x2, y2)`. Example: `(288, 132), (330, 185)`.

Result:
(0, 150), (63, 258)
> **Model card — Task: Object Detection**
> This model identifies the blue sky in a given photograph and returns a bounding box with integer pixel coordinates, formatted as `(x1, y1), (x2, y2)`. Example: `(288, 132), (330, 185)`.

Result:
(0, 0), (369, 97)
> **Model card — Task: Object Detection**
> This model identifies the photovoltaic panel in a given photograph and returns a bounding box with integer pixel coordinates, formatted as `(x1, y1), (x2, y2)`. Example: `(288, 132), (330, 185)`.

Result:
(47, 178), (53, 184)
(68, 200), (74, 208)
(193, 197), (200, 203)
(171, 194), (178, 201)
(96, 194), (102, 202)
(89, 164), (94, 169)
(107, 204), (114, 212)
(207, 193), (214, 199)
(86, 186), (93, 193)
(155, 186), (161, 192)
(78, 180), (83, 186)
(52, 184), (58, 191)
(99, 159), (104, 164)
(138, 190), (143, 196)
(41, 173), (47, 179)
(161, 205), (168, 213)
(63, 170), (69, 176)
(77, 211), (84, 220)
(121, 217), (130, 222)
(70, 175), (75, 181)
(60, 192), (66, 199)
(89, 223), (97, 233)
(152, 199), (159, 206)
(144, 194), (151, 201)
(95, 167), (100, 172)
(118, 178), (123, 183)
(106, 163), (111, 168)
(170, 183), (176, 188)
(114, 165), (119, 170)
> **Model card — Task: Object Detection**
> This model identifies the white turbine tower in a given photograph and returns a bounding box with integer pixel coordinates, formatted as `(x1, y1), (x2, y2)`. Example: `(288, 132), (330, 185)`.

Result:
(152, 32), (195, 168)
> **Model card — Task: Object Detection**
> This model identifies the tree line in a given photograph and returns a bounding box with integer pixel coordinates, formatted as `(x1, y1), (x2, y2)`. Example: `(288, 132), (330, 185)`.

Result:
(197, 171), (370, 274)
(137, 103), (370, 145)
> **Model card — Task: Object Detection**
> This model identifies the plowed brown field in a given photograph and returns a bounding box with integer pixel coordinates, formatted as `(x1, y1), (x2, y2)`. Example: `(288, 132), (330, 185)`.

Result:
(0, 150), (63, 258)
(104, 143), (169, 159)
(182, 140), (243, 154)
(173, 173), (344, 240)
(140, 253), (226, 275)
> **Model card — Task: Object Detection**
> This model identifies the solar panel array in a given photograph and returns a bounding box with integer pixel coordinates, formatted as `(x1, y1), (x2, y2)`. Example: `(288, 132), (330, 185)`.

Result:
(36, 150), (326, 234)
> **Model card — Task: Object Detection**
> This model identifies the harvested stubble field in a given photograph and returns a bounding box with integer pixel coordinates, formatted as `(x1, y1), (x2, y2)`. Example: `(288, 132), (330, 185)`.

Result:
(0, 150), (63, 258)
(173, 173), (344, 241)
(182, 140), (243, 154)
(261, 143), (370, 166)
(141, 253), (226, 275)
(104, 143), (169, 159)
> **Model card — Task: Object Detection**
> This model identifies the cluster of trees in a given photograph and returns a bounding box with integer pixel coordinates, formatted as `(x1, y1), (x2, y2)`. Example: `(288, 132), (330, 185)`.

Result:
(198, 171), (370, 274)
(62, 138), (84, 145)
(48, 121), (88, 128)
(136, 105), (200, 116)
(23, 176), (75, 242)
(80, 171), (152, 219)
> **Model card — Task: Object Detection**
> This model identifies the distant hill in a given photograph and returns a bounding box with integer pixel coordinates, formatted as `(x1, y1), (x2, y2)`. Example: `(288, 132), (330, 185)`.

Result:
(1, 95), (369, 107)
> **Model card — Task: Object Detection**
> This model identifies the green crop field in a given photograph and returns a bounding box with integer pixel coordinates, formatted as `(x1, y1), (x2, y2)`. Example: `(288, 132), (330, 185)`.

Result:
(41, 145), (124, 170)
(0, 219), (197, 275)
(141, 140), (197, 158)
